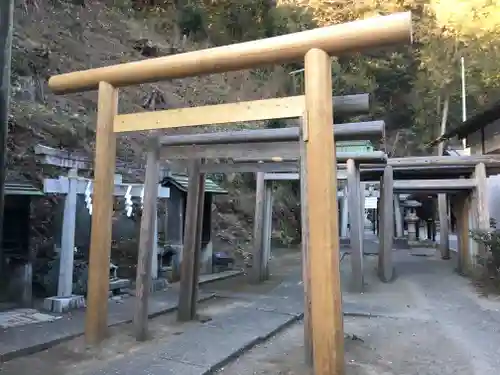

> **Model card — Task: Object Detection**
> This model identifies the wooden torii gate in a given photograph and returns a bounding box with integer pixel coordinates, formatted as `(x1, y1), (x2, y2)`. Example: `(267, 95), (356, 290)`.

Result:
(35, 145), (170, 312)
(47, 12), (413, 375)
(351, 155), (500, 279)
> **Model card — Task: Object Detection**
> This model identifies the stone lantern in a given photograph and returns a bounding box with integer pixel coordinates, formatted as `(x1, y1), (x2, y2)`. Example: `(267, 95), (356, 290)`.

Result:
(403, 200), (422, 243)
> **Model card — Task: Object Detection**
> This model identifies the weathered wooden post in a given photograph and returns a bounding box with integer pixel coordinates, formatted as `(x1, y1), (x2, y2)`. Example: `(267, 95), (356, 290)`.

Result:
(299, 115), (313, 366)
(453, 193), (471, 274)
(438, 193), (450, 259)
(304, 48), (345, 375)
(262, 180), (273, 280)
(359, 177), (365, 252)
(177, 159), (205, 321)
(468, 162), (490, 269)
(134, 139), (160, 341)
(378, 165), (394, 282)
(346, 159), (363, 292)
(85, 82), (118, 345)
(340, 186), (349, 238)
(251, 172), (266, 283)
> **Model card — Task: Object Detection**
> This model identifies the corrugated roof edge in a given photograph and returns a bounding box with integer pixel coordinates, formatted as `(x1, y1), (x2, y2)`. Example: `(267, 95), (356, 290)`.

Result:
(5, 182), (44, 196)
(161, 174), (228, 195)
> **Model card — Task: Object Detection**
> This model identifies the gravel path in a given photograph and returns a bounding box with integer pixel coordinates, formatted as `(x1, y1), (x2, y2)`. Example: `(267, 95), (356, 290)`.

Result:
(218, 245), (500, 375)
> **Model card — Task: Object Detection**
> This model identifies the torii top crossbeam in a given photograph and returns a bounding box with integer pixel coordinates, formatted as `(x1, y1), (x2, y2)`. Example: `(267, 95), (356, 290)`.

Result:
(48, 13), (412, 94)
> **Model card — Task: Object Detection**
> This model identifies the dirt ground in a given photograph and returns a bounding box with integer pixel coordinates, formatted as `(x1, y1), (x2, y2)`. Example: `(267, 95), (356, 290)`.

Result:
(0, 247), (302, 375)
(4, 245), (500, 375)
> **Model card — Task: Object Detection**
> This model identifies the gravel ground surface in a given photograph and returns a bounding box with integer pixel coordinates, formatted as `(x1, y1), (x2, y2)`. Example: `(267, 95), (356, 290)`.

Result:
(218, 243), (500, 375)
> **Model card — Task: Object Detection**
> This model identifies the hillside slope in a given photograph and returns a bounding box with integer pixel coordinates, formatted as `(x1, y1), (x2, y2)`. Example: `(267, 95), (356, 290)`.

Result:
(10, 1), (293, 255)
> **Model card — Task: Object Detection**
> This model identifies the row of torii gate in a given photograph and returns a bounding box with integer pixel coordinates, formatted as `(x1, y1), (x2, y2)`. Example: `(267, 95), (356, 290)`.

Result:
(44, 10), (499, 375)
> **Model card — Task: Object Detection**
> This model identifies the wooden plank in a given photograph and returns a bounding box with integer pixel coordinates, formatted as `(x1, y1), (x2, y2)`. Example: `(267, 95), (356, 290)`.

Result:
(304, 49), (344, 375)
(48, 13), (412, 94)
(299, 115), (313, 366)
(393, 179), (476, 192)
(115, 97), (304, 133)
(378, 165), (394, 282)
(85, 82), (118, 345)
(346, 159), (363, 292)
(134, 139), (160, 341)
(251, 172), (266, 283)
(177, 159), (203, 321)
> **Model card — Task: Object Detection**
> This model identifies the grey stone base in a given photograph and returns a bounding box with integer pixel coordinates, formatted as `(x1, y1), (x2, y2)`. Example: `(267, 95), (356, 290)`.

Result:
(150, 278), (169, 293)
(109, 278), (131, 292)
(408, 239), (436, 248)
(43, 295), (86, 313)
(394, 237), (410, 249)
(340, 237), (350, 247)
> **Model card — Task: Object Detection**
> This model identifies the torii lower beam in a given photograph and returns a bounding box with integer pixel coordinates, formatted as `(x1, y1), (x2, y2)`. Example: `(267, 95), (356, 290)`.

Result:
(114, 94), (373, 132)
(182, 152), (386, 174)
(159, 120), (383, 146)
(160, 123), (385, 161)
(393, 179), (476, 193)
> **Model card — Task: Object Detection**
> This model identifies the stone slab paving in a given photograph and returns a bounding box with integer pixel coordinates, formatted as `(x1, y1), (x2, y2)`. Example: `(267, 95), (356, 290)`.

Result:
(90, 353), (206, 375)
(0, 309), (62, 329)
(156, 324), (264, 369)
(88, 277), (305, 375)
(0, 289), (215, 362)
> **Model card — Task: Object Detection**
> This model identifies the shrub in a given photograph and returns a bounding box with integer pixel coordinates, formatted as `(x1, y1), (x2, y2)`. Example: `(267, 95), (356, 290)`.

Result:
(470, 227), (500, 292)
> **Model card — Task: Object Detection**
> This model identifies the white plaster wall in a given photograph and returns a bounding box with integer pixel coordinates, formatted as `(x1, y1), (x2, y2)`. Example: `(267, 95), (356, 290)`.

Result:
(488, 174), (500, 228)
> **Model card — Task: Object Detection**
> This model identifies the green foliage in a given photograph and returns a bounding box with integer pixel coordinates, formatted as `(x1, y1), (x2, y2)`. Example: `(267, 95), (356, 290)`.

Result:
(281, 0), (500, 153)
(266, 119), (288, 129)
(177, 2), (205, 37)
(114, 0), (500, 243)
(470, 229), (500, 292)
(273, 181), (302, 244)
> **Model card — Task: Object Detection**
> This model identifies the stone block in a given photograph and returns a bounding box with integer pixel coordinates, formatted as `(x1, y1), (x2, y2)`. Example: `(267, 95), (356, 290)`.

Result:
(109, 278), (131, 292)
(394, 237), (410, 250)
(43, 295), (86, 313)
